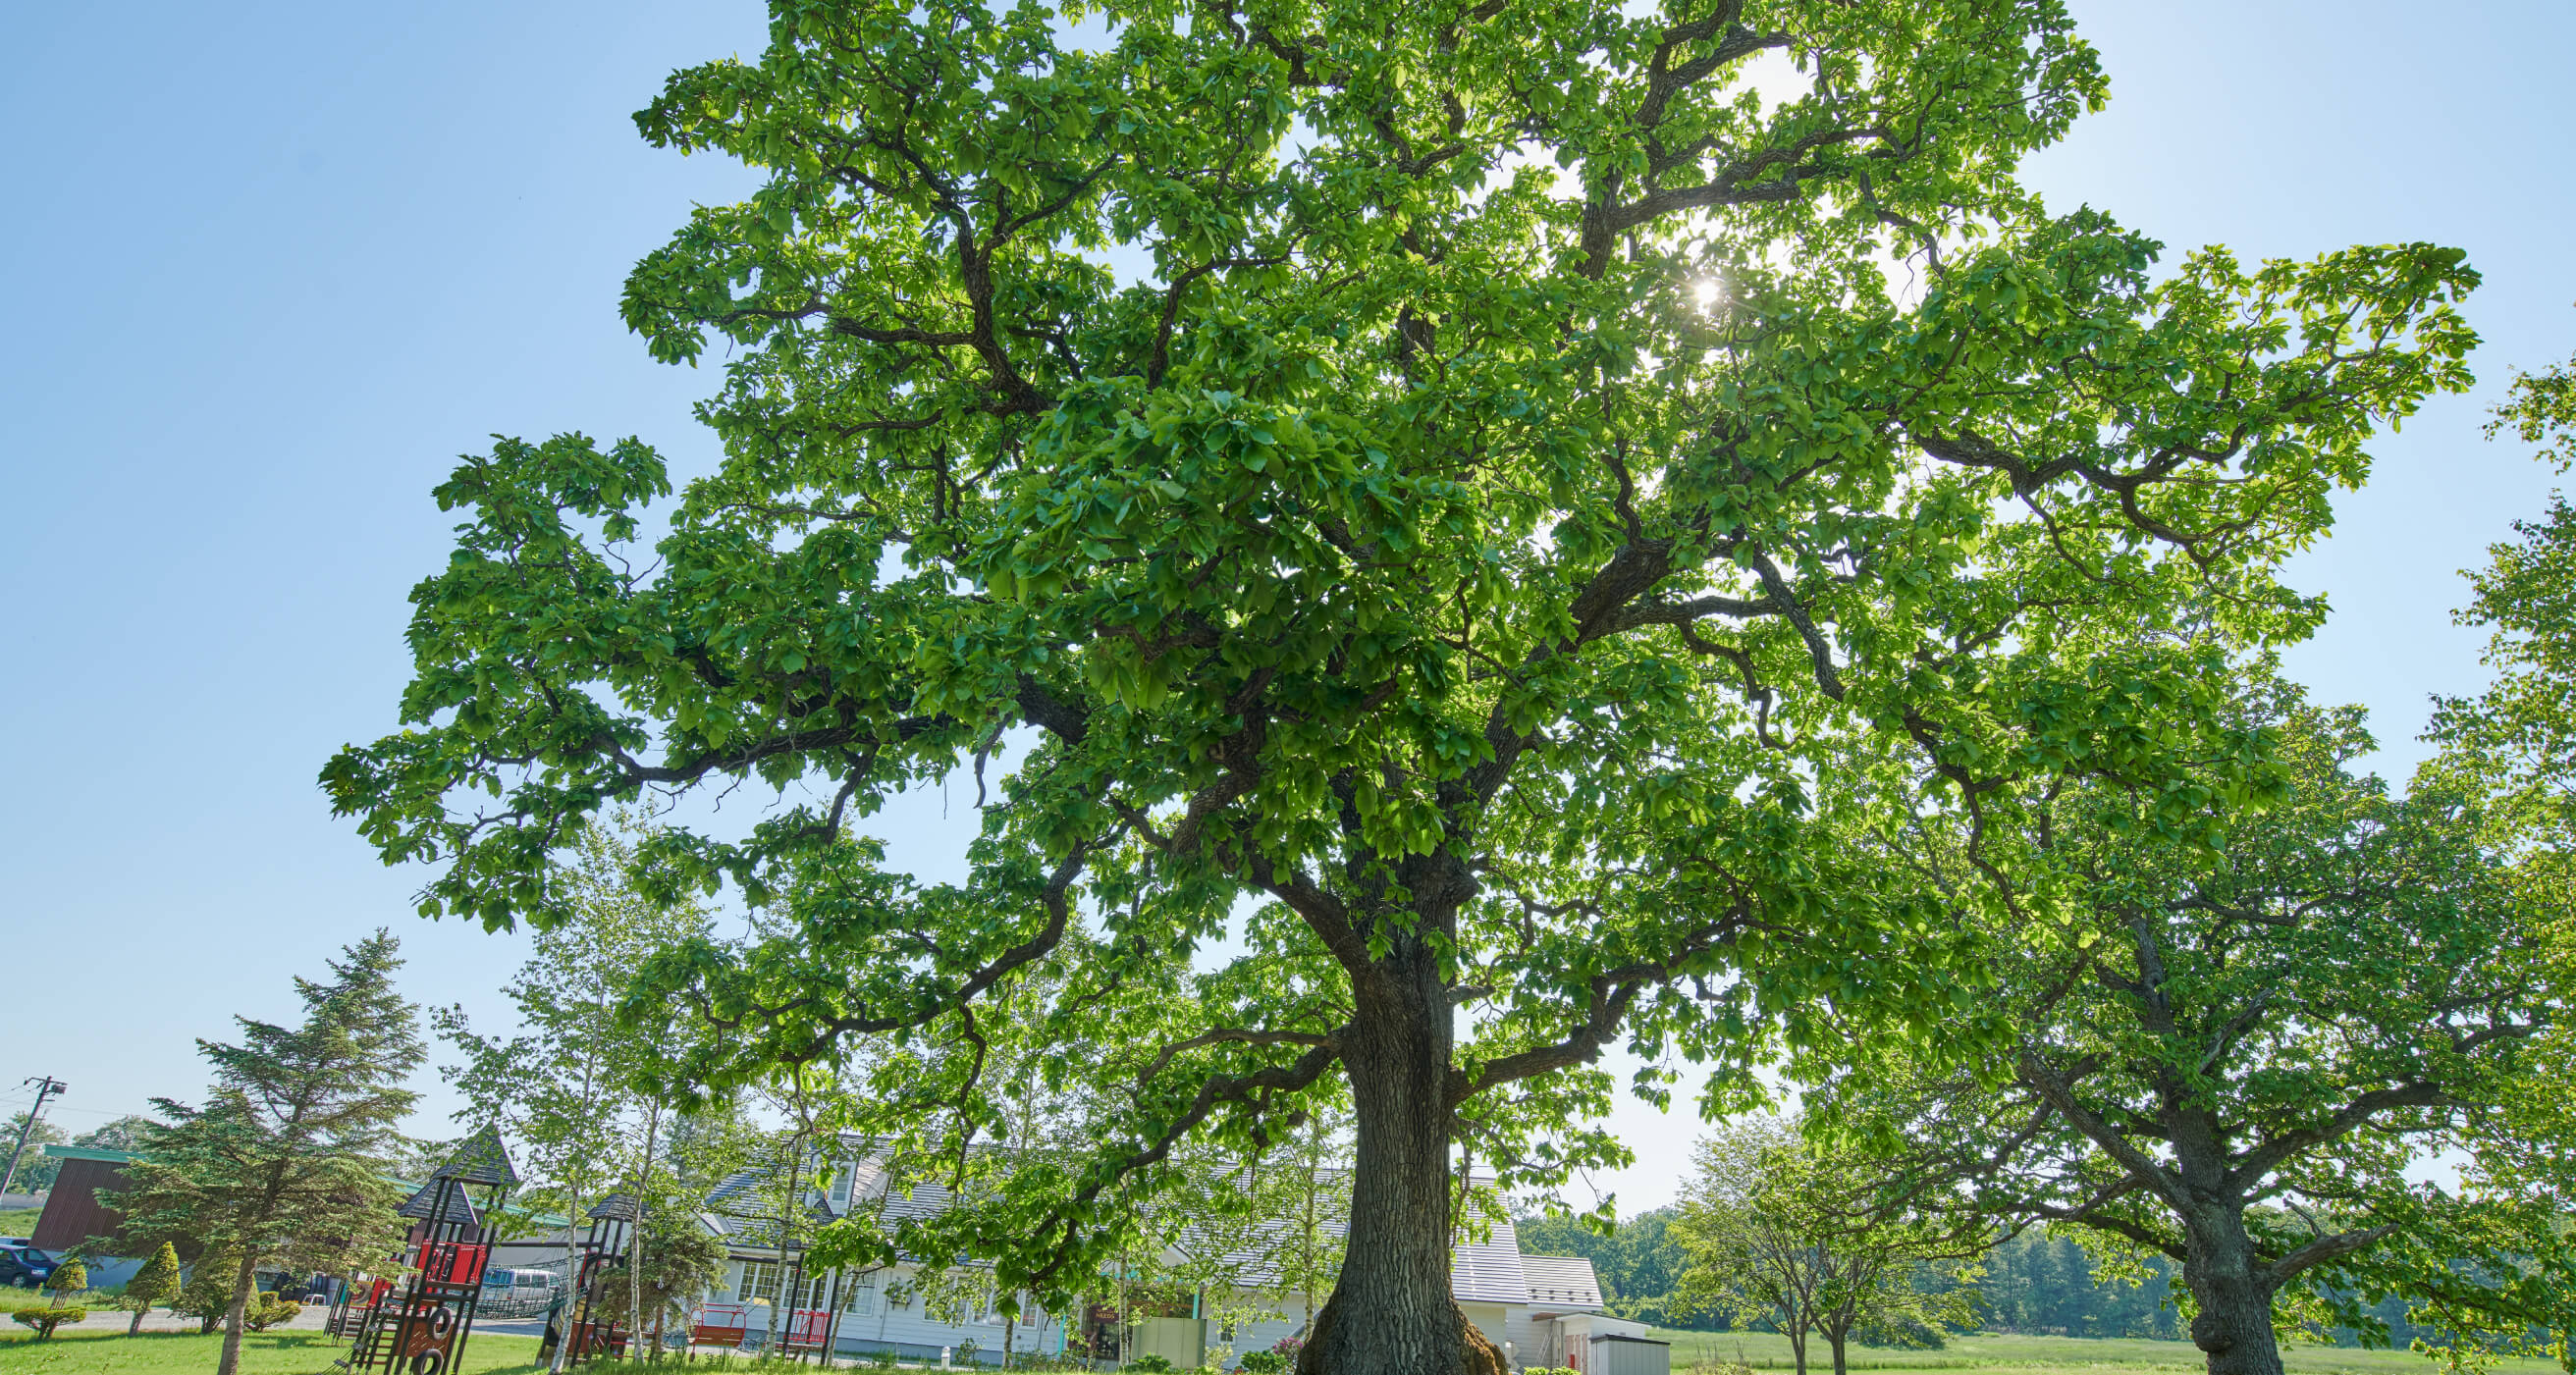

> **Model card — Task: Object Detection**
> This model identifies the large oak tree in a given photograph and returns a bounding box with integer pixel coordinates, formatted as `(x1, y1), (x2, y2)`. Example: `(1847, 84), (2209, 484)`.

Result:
(326, 2), (2478, 1372)
(1814, 689), (2560, 1375)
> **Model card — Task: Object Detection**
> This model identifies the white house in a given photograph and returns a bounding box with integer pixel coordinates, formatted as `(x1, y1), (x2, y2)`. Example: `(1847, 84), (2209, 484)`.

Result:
(690, 1143), (1612, 1369)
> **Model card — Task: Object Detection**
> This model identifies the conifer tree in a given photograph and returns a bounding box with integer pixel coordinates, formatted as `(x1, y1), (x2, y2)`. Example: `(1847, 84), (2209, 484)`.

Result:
(121, 1243), (182, 1335)
(106, 932), (422, 1375)
(171, 1247), (240, 1336)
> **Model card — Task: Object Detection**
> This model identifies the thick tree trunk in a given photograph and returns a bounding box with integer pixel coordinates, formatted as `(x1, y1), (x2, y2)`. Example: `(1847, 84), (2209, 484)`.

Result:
(2180, 1209), (2282, 1375)
(217, 1250), (259, 1375)
(1296, 941), (1499, 1375)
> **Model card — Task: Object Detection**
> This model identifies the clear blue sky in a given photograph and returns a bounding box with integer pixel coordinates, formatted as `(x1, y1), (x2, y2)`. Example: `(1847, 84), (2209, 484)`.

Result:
(1, 1), (2569, 1210)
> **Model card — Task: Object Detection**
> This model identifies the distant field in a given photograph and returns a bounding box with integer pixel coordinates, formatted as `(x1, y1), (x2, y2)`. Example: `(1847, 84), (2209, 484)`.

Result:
(1645, 1330), (2559, 1375)
(0, 1211), (40, 1239)
(0, 1329), (546, 1372)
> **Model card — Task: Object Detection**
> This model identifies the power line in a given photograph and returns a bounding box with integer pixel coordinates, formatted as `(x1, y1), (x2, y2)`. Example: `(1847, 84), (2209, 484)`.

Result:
(1, 1077), (68, 1195)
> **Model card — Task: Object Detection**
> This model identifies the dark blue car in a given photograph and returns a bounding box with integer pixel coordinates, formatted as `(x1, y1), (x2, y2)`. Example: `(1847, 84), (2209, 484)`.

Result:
(0, 1243), (57, 1290)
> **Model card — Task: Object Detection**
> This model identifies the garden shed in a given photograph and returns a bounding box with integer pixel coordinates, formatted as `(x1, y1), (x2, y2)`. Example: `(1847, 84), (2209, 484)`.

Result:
(1587, 1333), (1672, 1375)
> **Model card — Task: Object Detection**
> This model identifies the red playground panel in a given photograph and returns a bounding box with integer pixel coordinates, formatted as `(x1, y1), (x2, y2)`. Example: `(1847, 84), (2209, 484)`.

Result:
(415, 1240), (490, 1287)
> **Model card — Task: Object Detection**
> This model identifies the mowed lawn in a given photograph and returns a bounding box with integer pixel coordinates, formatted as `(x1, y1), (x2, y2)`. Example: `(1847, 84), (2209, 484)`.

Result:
(0, 1329), (546, 1373)
(1645, 1331), (2561, 1375)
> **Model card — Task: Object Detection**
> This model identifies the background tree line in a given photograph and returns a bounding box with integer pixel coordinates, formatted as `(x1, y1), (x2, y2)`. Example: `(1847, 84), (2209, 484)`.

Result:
(1521, 1206), (2186, 1342)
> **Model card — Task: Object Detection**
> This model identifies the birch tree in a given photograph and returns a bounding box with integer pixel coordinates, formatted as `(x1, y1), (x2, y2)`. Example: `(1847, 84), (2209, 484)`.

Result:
(434, 818), (707, 1372)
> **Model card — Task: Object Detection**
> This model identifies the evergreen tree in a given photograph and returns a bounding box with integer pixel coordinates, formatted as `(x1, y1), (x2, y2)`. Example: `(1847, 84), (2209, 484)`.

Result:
(105, 932), (423, 1375)
(171, 1247), (240, 1336)
(120, 1243), (182, 1335)
(74, 1117), (162, 1153)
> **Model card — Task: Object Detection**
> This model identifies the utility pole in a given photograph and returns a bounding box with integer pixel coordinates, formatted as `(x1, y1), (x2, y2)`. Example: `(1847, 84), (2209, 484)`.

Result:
(2, 1076), (68, 1196)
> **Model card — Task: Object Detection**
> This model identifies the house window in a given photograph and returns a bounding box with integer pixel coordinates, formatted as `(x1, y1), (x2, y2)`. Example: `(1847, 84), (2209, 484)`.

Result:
(844, 1270), (879, 1317)
(975, 1287), (1042, 1328)
(831, 1162), (852, 1207)
(737, 1261), (781, 1305)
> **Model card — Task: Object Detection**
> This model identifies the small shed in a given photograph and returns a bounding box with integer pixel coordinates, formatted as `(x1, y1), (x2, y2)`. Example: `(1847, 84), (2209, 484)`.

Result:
(1587, 1333), (1671, 1375)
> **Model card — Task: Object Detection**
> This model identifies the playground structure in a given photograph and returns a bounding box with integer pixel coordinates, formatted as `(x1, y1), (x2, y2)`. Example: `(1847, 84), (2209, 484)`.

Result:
(553, 1194), (637, 1363)
(332, 1128), (519, 1375)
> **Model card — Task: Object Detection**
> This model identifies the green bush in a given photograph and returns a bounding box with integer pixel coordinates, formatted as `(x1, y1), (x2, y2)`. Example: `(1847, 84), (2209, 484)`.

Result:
(1239, 1350), (1288, 1374)
(12, 1305), (86, 1339)
(42, 1256), (87, 1301)
(242, 1293), (301, 1332)
(120, 1243), (184, 1334)
(1129, 1355), (1178, 1372)
(170, 1250), (241, 1336)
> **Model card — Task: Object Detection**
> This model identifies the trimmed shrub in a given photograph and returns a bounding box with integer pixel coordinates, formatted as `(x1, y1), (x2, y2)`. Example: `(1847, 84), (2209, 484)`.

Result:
(1239, 1349), (1288, 1373)
(171, 1249), (241, 1335)
(1129, 1355), (1177, 1372)
(12, 1305), (86, 1339)
(242, 1294), (301, 1332)
(122, 1243), (184, 1335)
(42, 1256), (87, 1301)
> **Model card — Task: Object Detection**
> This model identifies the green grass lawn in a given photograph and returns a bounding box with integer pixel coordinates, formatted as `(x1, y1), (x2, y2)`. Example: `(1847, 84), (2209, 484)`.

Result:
(3, 1327), (2552, 1375)
(0, 1211), (43, 1239)
(1644, 1330), (2560, 1375)
(0, 1328), (546, 1373)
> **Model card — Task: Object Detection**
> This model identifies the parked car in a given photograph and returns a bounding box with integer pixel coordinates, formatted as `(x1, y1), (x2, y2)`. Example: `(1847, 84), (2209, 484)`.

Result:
(0, 1243), (58, 1290)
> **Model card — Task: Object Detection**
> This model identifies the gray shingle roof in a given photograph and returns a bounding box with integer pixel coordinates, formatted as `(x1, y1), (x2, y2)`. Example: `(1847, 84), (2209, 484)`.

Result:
(398, 1181), (482, 1226)
(431, 1127), (520, 1188)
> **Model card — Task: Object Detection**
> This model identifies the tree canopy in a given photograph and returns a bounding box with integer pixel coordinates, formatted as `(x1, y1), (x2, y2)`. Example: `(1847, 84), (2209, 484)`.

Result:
(325, 1), (2481, 1371)
(1814, 687), (2559, 1375)
(1671, 1115), (1981, 1375)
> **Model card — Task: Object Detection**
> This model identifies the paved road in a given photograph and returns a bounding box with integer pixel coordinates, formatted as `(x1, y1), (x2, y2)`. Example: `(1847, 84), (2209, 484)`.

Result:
(25, 1303), (337, 1335)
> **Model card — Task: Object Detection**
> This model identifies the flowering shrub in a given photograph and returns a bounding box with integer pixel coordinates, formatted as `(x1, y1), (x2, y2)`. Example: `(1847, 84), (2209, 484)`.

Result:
(1270, 1337), (1304, 1357)
(11, 1306), (85, 1339)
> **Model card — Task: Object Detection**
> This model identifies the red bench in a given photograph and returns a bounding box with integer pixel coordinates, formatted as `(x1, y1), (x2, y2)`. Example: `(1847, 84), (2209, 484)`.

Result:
(685, 1304), (750, 1360)
(781, 1308), (835, 1362)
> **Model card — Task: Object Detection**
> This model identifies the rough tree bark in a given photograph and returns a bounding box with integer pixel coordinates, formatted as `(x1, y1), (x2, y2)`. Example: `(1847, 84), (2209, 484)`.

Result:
(216, 1248), (260, 1375)
(1295, 933), (1504, 1375)
(2180, 1208), (2282, 1375)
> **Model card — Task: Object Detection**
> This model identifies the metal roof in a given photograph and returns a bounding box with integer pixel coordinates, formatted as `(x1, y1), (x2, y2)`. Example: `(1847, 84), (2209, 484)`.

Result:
(1520, 1254), (1605, 1308)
